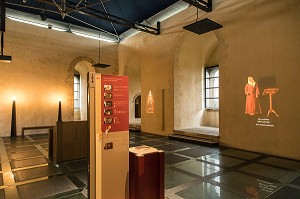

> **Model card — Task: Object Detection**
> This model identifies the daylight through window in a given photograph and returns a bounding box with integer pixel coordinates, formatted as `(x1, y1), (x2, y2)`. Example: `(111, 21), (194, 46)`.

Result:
(205, 66), (219, 109)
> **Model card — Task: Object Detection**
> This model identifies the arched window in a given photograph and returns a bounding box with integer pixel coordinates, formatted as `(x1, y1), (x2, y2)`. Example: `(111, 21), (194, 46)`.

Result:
(135, 95), (141, 118)
(74, 72), (80, 109)
(205, 66), (219, 109)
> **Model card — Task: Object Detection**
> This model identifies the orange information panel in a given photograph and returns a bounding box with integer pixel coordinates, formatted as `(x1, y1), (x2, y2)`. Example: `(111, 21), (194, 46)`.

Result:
(101, 75), (129, 133)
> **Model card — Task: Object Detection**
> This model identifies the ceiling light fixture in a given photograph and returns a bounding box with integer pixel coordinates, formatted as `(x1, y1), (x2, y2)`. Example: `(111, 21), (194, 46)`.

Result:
(73, 31), (115, 43)
(0, 31), (12, 63)
(92, 30), (110, 68)
(39, 10), (47, 21)
(183, 18), (223, 35)
(0, 54), (12, 63)
(51, 27), (66, 32)
(7, 16), (48, 28)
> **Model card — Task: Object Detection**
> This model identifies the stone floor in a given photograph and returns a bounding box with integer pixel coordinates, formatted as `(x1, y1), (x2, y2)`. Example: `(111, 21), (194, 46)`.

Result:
(0, 131), (300, 198)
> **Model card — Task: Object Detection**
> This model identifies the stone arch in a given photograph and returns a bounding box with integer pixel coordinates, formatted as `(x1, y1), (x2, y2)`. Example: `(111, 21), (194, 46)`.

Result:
(69, 56), (96, 120)
(66, 56), (96, 84)
(132, 92), (141, 103)
(173, 31), (220, 129)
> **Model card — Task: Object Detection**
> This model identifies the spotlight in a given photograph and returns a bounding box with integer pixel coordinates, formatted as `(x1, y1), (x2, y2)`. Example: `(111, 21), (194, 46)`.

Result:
(0, 55), (12, 63)
(92, 63), (110, 68)
(40, 10), (47, 21)
(0, 32), (12, 63)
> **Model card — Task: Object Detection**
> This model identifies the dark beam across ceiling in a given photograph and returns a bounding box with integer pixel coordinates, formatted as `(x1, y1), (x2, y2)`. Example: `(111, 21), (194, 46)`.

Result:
(38, 0), (160, 35)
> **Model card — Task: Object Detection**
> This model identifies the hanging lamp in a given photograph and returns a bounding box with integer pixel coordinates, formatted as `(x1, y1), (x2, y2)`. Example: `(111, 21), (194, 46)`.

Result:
(92, 30), (110, 68)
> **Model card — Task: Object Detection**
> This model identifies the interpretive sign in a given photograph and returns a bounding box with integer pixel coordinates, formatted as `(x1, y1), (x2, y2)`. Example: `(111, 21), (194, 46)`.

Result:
(101, 75), (129, 133)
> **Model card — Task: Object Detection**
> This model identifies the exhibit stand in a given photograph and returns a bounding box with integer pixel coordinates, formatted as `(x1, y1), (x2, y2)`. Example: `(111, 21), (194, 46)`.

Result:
(129, 146), (164, 199)
(88, 72), (129, 199)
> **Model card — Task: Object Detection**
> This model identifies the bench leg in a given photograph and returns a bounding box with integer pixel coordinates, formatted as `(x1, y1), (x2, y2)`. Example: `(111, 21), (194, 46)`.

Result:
(48, 128), (53, 161)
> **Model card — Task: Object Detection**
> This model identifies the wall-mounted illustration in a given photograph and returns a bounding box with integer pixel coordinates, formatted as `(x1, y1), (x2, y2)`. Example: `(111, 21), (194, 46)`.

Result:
(244, 76), (279, 127)
(245, 77), (262, 116)
(262, 88), (279, 117)
(146, 90), (154, 113)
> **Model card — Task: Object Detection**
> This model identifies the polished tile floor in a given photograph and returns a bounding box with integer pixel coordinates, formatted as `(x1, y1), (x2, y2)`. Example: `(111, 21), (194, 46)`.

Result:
(0, 131), (300, 198)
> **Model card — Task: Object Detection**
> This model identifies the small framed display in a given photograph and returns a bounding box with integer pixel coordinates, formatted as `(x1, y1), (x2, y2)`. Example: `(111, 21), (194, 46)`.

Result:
(104, 109), (113, 116)
(104, 118), (113, 124)
(104, 85), (112, 92)
(104, 93), (113, 99)
(104, 101), (113, 107)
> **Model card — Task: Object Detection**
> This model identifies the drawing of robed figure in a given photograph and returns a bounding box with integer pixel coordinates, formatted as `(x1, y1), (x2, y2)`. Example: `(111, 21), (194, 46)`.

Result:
(245, 77), (262, 115)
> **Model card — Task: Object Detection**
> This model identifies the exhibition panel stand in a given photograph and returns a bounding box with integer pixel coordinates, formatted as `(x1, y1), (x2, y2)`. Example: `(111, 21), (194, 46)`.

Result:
(88, 72), (129, 199)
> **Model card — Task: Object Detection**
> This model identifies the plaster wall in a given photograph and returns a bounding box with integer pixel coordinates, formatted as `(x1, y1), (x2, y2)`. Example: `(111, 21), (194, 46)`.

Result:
(119, 0), (300, 159)
(176, 0), (300, 159)
(124, 56), (141, 124)
(0, 20), (117, 136)
(215, 0), (300, 159)
(119, 33), (177, 135)
(174, 32), (219, 129)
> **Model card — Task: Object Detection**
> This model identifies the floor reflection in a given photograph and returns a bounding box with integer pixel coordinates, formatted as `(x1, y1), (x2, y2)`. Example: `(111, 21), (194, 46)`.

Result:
(0, 132), (299, 198)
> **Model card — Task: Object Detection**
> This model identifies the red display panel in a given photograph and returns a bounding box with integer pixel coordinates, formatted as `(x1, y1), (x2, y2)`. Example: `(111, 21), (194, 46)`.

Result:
(101, 75), (129, 133)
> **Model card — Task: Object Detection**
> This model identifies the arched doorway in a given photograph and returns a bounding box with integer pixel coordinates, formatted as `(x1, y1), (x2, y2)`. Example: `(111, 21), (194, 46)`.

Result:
(134, 94), (141, 118)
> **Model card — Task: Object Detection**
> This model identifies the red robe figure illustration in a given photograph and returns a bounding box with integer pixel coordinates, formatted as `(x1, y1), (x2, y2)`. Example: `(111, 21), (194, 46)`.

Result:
(245, 77), (262, 115)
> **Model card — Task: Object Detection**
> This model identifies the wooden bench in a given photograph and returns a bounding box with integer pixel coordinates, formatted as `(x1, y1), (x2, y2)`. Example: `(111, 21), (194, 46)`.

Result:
(22, 125), (55, 137)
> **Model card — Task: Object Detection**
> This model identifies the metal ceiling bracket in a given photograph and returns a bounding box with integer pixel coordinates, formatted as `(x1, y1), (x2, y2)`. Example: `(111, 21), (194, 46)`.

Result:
(1, 0), (6, 31)
(38, 0), (160, 35)
(181, 0), (212, 12)
(61, 0), (66, 19)
(69, 0), (160, 35)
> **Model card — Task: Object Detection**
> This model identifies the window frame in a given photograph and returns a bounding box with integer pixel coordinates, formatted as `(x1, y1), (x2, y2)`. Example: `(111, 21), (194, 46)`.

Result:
(134, 95), (141, 118)
(74, 73), (80, 109)
(204, 65), (219, 109)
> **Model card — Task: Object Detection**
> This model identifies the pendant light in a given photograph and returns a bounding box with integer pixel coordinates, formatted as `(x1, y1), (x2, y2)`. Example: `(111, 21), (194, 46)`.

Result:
(92, 30), (110, 68)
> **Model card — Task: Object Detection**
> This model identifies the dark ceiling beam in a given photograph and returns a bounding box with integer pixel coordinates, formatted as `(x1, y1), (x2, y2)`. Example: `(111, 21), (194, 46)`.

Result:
(98, 0), (119, 42)
(61, 0), (66, 18)
(1, 0), (6, 31)
(181, 0), (212, 12)
(6, 1), (119, 38)
(38, 0), (160, 35)
(68, 0), (160, 35)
